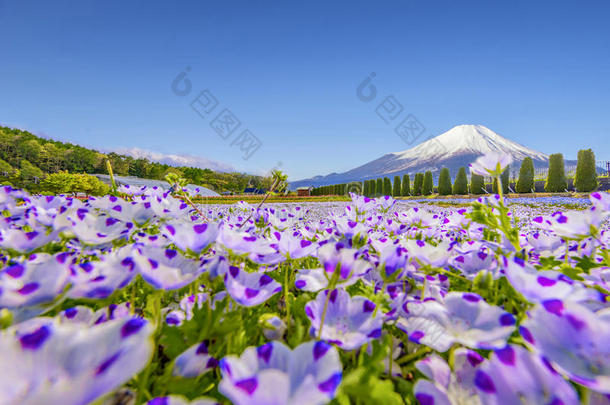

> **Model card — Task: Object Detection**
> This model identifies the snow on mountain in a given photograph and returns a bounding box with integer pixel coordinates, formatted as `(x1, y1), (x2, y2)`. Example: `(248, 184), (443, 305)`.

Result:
(290, 125), (550, 188)
(392, 124), (548, 164)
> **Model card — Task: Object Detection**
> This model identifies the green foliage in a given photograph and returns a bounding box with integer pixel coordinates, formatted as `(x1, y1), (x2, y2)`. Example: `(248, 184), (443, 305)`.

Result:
(0, 158), (15, 177)
(0, 126), (263, 193)
(516, 157), (535, 193)
(19, 159), (44, 185)
(574, 149), (598, 192)
(413, 173), (423, 196)
(545, 153), (568, 192)
(40, 171), (109, 195)
(470, 173), (485, 194)
(392, 176), (401, 197)
(437, 168), (452, 195)
(422, 171), (433, 195)
(493, 167), (510, 194)
(383, 177), (392, 196)
(375, 178), (383, 197)
(453, 167), (468, 195)
(401, 174), (410, 196)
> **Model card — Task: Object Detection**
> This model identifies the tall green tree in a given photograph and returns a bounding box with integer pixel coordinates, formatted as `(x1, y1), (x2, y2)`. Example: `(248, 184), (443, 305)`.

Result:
(392, 176), (401, 197)
(516, 157), (535, 193)
(413, 173), (423, 196)
(545, 153), (568, 192)
(401, 174), (410, 196)
(19, 159), (43, 180)
(453, 167), (468, 195)
(470, 173), (485, 194)
(0, 158), (15, 177)
(438, 168), (452, 195)
(383, 177), (392, 196)
(375, 178), (383, 196)
(422, 171), (433, 195)
(493, 167), (510, 194)
(574, 149), (598, 192)
(17, 139), (43, 165)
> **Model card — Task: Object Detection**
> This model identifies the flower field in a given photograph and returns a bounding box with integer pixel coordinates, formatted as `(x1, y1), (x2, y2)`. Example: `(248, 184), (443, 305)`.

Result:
(1, 183), (610, 405)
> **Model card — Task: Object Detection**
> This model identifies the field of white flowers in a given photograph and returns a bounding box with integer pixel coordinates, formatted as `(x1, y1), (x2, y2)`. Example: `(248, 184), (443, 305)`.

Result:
(1, 169), (610, 404)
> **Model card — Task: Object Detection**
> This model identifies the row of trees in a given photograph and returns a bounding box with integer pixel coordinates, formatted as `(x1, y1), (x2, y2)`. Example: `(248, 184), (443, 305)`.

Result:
(311, 149), (599, 196)
(0, 126), (266, 193)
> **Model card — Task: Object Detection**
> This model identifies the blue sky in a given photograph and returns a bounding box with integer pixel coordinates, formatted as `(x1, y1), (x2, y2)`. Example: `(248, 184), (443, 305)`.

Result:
(1, 0), (608, 180)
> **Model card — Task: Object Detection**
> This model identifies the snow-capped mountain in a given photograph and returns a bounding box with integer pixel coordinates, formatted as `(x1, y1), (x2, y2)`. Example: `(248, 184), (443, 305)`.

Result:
(291, 125), (551, 188)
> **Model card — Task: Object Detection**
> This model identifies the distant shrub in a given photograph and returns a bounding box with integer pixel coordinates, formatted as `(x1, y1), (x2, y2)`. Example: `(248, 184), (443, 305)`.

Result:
(545, 153), (567, 192)
(422, 171), (433, 195)
(438, 168), (452, 195)
(401, 174), (410, 196)
(383, 177), (392, 196)
(376, 178), (383, 196)
(392, 176), (401, 197)
(41, 171), (109, 196)
(470, 173), (485, 194)
(574, 149), (598, 192)
(516, 157), (535, 193)
(413, 173), (423, 196)
(453, 167), (468, 195)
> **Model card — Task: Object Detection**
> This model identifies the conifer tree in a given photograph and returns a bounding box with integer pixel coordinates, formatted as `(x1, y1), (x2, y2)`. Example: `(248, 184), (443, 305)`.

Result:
(545, 153), (568, 192)
(574, 149), (598, 192)
(516, 157), (535, 193)
(392, 175), (401, 197)
(422, 171), (433, 195)
(383, 177), (392, 196)
(376, 178), (383, 196)
(401, 174), (410, 196)
(453, 167), (468, 195)
(413, 173), (423, 196)
(438, 168), (452, 195)
(470, 173), (485, 195)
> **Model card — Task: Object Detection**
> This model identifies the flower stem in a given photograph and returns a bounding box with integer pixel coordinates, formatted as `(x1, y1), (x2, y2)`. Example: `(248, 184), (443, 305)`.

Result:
(396, 346), (431, 365)
(317, 289), (333, 340)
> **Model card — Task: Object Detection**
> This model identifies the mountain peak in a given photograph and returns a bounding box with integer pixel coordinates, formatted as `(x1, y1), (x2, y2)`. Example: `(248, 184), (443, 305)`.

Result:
(290, 124), (550, 188)
(392, 124), (548, 162)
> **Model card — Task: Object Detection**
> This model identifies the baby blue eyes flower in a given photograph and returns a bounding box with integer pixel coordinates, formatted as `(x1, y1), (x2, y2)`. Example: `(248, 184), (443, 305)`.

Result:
(397, 292), (515, 352)
(0, 227), (59, 252)
(136, 245), (207, 290)
(503, 256), (602, 304)
(0, 316), (153, 405)
(468, 152), (513, 177)
(414, 349), (483, 405)
(0, 253), (70, 309)
(173, 340), (218, 378)
(218, 341), (342, 405)
(521, 300), (610, 394)
(161, 220), (219, 253)
(295, 244), (370, 291)
(224, 266), (282, 307)
(2, 180), (609, 402)
(473, 345), (579, 405)
(305, 289), (383, 350)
